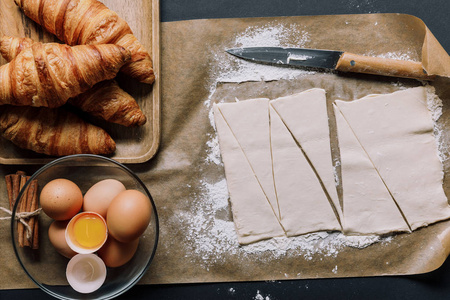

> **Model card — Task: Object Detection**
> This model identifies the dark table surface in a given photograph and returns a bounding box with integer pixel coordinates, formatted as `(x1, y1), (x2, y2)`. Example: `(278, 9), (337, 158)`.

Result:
(3, 0), (450, 299)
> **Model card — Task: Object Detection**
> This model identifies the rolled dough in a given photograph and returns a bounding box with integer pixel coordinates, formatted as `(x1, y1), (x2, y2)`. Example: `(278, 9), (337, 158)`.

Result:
(335, 87), (450, 230)
(270, 89), (341, 221)
(217, 99), (280, 219)
(334, 105), (410, 235)
(213, 101), (284, 244)
(270, 105), (341, 236)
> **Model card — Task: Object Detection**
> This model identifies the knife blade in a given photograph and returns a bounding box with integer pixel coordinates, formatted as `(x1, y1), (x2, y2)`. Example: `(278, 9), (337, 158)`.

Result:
(226, 47), (434, 80)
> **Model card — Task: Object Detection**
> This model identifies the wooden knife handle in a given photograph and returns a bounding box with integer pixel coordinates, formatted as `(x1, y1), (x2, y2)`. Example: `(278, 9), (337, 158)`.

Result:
(335, 52), (435, 81)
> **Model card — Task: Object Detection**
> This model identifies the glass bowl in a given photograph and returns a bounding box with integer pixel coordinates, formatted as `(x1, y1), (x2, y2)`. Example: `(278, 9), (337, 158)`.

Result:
(11, 154), (159, 300)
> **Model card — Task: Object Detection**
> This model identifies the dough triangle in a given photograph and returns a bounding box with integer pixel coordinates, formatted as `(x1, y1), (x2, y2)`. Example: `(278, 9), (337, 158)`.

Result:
(270, 105), (341, 236)
(335, 87), (450, 230)
(270, 89), (341, 221)
(213, 103), (285, 244)
(334, 105), (410, 234)
(217, 99), (280, 219)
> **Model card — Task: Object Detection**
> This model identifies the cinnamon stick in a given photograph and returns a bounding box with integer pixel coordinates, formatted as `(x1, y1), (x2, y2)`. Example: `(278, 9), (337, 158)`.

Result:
(11, 174), (20, 210)
(27, 180), (38, 248)
(32, 179), (40, 249)
(32, 216), (39, 250)
(23, 176), (32, 247)
(17, 175), (29, 248)
(5, 175), (13, 210)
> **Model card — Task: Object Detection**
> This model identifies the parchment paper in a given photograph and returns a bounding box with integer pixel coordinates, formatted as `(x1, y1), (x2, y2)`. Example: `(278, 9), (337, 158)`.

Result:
(1, 13), (450, 290)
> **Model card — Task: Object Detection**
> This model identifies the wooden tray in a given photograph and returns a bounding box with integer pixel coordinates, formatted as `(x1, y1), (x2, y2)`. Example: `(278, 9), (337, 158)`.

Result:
(0, 0), (160, 165)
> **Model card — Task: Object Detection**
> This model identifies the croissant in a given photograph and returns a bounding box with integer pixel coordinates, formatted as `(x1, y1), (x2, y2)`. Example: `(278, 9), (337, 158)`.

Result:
(0, 42), (130, 108)
(0, 105), (116, 156)
(70, 80), (147, 126)
(0, 36), (146, 127)
(15, 0), (155, 84)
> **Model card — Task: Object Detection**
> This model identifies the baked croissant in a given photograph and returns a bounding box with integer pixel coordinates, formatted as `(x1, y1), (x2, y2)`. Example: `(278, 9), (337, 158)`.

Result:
(15, 0), (155, 84)
(0, 36), (146, 127)
(0, 105), (116, 156)
(70, 80), (147, 126)
(0, 42), (130, 108)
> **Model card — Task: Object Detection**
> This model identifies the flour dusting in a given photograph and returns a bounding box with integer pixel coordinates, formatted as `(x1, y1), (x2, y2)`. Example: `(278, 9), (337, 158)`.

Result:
(209, 23), (315, 86)
(426, 85), (449, 162)
(365, 50), (419, 62)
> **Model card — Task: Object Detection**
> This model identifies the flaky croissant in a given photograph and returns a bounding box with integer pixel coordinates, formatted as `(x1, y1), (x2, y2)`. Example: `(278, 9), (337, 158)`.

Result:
(15, 0), (155, 84)
(70, 80), (147, 126)
(0, 36), (146, 127)
(0, 42), (130, 108)
(0, 105), (116, 156)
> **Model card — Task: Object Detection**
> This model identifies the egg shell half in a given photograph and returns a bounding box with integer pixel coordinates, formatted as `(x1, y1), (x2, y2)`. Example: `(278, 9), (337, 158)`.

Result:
(66, 254), (106, 294)
(83, 179), (126, 218)
(106, 190), (151, 243)
(97, 236), (139, 268)
(40, 179), (83, 220)
(48, 220), (77, 259)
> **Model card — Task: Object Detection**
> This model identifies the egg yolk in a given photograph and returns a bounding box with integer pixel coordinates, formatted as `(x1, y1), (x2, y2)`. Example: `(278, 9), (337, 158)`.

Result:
(72, 215), (107, 249)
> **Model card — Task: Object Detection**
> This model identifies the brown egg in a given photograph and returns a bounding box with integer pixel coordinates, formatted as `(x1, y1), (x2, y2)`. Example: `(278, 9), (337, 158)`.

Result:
(48, 220), (77, 259)
(40, 178), (83, 220)
(97, 236), (139, 267)
(83, 179), (126, 218)
(106, 190), (152, 243)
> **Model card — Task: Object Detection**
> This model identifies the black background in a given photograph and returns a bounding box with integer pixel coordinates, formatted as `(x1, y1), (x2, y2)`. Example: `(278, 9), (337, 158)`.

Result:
(2, 0), (450, 299)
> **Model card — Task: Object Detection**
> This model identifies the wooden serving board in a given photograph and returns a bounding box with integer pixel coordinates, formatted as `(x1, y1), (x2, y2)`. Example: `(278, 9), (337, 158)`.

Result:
(0, 0), (160, 165)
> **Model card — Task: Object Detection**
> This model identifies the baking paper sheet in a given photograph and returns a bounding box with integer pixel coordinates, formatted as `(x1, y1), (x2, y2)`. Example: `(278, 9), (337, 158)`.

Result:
(1, 13), (450, 289)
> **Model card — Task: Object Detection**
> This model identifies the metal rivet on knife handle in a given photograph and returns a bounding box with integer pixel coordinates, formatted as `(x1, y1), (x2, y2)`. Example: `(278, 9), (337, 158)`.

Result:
(335, 52), (435, 80)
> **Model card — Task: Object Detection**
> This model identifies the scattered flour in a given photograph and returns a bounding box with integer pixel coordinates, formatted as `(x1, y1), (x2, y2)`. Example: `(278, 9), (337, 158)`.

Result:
(365, 50), (419, 62)
(426, 85), (449, 162)
(205, 133), (222, 165)
(254, 290), (271, 300)
(207, 23), (315, 88)
(186, 22), (446, 270)
(332, 265), (338, 274)
(333, 160), (341, 187)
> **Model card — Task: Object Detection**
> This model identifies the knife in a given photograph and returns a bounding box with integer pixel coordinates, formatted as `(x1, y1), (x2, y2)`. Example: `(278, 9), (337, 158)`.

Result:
(226, 47), (434, 80)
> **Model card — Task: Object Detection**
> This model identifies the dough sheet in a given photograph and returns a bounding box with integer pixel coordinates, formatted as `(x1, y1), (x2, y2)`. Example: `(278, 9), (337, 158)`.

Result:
(214, 87), (450, 244)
